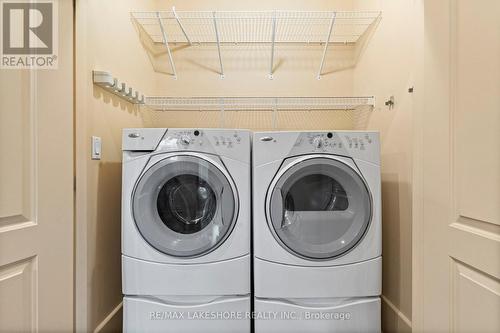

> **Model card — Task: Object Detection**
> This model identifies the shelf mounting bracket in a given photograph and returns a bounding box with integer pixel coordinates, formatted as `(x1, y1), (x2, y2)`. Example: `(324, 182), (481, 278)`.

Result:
(172, 6), (192, 46)
(213, 11), (225, 79)
(317, 12), (337, 80)
(157, 11), (177, 79)
(269, 12), (277, 80)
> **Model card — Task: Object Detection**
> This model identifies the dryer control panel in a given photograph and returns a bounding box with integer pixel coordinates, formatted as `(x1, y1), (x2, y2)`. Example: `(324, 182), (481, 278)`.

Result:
(253, 131), (380, 166)
(296, 132), (375, 152)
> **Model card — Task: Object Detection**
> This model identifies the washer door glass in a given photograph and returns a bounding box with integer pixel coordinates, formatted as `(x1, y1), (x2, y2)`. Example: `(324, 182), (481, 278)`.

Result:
(133, 155), (237, 257)
(268, 157), (371, 260)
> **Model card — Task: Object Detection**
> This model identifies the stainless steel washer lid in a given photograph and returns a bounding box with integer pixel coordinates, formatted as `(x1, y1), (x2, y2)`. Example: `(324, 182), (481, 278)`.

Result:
(132, 154), (238, 258)
(267, 156), (372, 260)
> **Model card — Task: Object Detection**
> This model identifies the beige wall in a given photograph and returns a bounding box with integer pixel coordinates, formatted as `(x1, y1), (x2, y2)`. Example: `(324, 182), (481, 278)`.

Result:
(352, 0), (417, 331)
(75, 0), (161, 331)
(76, 0), (416, 332)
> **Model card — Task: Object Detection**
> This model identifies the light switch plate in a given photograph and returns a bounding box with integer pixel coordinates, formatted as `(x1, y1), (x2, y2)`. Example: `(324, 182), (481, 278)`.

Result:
(91, 136), (102, 160)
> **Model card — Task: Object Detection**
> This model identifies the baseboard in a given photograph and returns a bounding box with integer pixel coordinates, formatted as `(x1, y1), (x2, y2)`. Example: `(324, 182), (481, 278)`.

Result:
(93, 302), (123, 333)
(381, 295), (412, 333)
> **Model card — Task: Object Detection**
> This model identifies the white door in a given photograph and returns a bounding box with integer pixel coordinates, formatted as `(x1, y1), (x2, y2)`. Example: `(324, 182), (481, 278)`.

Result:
(0, 0), (74, 331)
(414, 0), (500, 331)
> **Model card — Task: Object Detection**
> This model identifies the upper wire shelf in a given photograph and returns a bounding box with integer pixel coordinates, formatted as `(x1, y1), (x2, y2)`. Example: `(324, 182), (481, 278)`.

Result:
(144, 96), (375, 111)
(132, 10), (381, 44)
(131, 8), (381, 79)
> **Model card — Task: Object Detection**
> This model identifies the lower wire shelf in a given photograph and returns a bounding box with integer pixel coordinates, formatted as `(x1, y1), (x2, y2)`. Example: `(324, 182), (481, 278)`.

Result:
(92, 70), (375, 112)
(143, 96), (376, 112)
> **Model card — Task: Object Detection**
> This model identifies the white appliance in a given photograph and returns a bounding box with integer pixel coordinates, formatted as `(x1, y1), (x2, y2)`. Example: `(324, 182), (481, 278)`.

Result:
(253, 131), (382, 333)
(122, 128), (251, 333)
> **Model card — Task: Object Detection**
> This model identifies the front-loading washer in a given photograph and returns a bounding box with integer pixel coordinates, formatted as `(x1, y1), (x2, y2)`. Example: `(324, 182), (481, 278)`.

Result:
(121, 128), (251, 333)
(253, 131), (381, 332)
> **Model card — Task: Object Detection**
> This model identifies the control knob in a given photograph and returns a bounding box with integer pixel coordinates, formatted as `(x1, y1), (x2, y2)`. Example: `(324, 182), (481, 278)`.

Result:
(179, 135), (191, 145)
(312, 137), (324, 149)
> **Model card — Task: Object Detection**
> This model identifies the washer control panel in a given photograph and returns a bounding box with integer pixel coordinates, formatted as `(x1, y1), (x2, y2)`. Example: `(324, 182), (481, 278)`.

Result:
(153, 129), (250, 164)
(212, 132), (243, 148)
(161, 129), (245, 150)
(161, 129), (200, 148)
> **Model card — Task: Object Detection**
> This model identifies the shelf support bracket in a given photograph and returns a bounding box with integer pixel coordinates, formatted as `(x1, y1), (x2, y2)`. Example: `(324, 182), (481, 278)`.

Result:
(157, 11), (177, 79)
(172, 6), (192, 45)
(212, 11), (225, 79)
(269, 13), (277, 80)
(317, 12), (337, 80)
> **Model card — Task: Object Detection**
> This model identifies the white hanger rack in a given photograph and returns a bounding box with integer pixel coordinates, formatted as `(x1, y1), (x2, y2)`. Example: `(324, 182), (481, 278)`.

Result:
(93, 70), (145, 104)
(131, 9), (381, 79)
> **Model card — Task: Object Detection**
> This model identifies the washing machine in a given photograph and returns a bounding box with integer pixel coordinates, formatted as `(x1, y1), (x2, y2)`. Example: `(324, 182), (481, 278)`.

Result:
(121, 128), (251, 333)
(253, 131), (381, 332)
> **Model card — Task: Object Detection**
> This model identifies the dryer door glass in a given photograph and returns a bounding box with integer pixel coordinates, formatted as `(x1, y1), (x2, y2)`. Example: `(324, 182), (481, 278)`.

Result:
(268, 157), (371, 260)
(132, 155), (238, 257)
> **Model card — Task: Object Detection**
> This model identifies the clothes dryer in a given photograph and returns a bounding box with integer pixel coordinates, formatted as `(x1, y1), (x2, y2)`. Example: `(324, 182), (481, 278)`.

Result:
(253, 131), (381, 332)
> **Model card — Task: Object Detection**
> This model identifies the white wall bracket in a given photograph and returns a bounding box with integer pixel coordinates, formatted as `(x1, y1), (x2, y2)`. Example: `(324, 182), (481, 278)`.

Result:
(172, 6), (192, 45)
(317, 12), (337, 80)
(157, 11), (177, 80)
(269, 12), (277, 80)
(213, 11), (225, 79)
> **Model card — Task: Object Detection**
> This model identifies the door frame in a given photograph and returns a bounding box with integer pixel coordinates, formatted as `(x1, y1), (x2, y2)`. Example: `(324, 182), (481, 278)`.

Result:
(411, 0), (427, 330)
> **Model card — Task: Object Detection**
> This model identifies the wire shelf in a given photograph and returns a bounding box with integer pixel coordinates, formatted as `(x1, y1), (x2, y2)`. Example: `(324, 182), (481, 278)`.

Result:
(132, 10), (381, 44)
(144, 96), (375, 111)
(132, 9), (381, 79)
